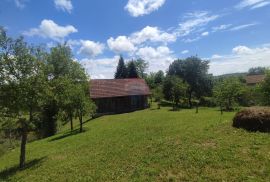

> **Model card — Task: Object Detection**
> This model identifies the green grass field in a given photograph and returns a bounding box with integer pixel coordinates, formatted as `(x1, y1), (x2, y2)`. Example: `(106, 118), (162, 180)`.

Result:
(0, 107), (269, 181)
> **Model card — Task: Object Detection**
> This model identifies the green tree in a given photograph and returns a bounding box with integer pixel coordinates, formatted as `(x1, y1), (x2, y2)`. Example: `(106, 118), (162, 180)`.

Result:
(248, 67), (266, 75)
(213, 77), (246, 111)
(163, 76), (188, 110)
(168, 56), (212, 108)
(115, 56), (127, 79)
(0, 30), (48, 168)
(152, 86), (163, 109)
(133, 58), (149, 78)
(154, 70), (165, 85)
(260, 70), (270, 105)
(73, 84), (96, 132)
(127, 61), (139, 78)
(42, 44), (88, 136)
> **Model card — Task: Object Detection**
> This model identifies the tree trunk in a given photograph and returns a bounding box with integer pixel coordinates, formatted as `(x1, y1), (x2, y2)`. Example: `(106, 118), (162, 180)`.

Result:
(19, 129), (27, 168)
(79, 113), (83, 133)
(196, 104), (198, 114)
(70, 115), (73, 131)
(188, 92), (192, 109)
(220, 105), (223, 115)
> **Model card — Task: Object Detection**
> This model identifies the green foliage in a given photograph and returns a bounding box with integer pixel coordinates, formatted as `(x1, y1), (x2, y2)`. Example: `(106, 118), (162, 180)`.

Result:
(168, 56), (212, 107)
(133, 58), (149, 78)
(145, 70), (165, 89)
(214, 77), (246, 111)
(0, 108), (269, 181)
(163, 76), (188, 109)
(127, 61), (139, 78)
(114, 56), (127, 79)
(259, 70), (270, 105)
(248, 67), (266, 75)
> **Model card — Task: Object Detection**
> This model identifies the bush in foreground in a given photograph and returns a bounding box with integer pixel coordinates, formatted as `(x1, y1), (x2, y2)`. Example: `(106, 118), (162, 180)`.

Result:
(233, 107), (270, 132)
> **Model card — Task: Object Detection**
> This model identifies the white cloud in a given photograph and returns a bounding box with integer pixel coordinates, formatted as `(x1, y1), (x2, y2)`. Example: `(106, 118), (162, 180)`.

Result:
(212, 24), (232, 32)
(235, 0), (270, 9)
(125, 0), (166, 17)
(230, 23), (257, 31)
(14, 0), (28, 9)
(176, 11), (219, 37)
(130, 26), (176, 44)
(79, 56), (120, 79)
(211, 54), (223, 59)
(78, 40), (105, 58)
(209, 44), (270, 75)
(136, 46), (174, 72)
(181, 50), (189, 54)
(107, 36), (136, 53)
(232, 45), (254, 55)
(201, 31), (209, 36)
(24, 19), (78, 41)
(54, 0), (73, 13)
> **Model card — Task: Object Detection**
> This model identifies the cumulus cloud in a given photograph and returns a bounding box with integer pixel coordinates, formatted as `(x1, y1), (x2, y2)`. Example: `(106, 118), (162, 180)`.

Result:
(130, 26), (176, 44)
(107, 36), (136, 53)
(107, 26), (177, 53)
(80, 56), (120, 79)
(125, 0), (166, 17)
(78, 40), (105, 58)
(136, 46), (174, 72)
(235, 0), (270, 9)
(24, 19), (78, 41)
(232, 45), (254, 54)
(209, 44), (270, 75)
(54, 0), (73, 13)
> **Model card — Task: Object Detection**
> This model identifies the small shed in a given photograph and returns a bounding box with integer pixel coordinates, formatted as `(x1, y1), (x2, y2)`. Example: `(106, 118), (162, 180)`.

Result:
(245, 75), (266, 86)
(90, 79), (151, 114)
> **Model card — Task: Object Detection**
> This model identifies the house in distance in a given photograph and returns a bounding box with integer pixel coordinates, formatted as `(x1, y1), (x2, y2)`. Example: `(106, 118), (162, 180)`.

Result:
(245, 75), (266, 86)
(90, 79), (151, 114)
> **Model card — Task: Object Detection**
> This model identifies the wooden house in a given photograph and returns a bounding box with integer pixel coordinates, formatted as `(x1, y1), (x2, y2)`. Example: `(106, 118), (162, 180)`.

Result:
(90, 79), (151, 114)
(245, 75), (266, 86)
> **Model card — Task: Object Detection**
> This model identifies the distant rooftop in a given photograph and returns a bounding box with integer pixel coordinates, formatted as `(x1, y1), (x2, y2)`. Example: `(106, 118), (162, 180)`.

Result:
(90, 79), (151, 99)
(245, 75), (266, 85)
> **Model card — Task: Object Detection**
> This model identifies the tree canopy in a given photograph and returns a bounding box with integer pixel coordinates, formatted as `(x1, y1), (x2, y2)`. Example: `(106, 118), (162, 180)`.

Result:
(168, 56), (212, 108)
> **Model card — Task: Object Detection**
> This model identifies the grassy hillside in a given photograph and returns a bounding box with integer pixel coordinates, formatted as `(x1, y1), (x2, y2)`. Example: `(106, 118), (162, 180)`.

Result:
(0, 107), (269, 181)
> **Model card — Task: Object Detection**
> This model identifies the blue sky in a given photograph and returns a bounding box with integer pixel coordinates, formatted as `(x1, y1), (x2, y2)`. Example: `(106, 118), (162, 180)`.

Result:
(1, 0), (270, 78)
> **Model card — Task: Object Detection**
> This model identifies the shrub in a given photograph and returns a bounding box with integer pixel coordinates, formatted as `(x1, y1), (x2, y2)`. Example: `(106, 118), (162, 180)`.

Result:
(233, 107), (270, 132)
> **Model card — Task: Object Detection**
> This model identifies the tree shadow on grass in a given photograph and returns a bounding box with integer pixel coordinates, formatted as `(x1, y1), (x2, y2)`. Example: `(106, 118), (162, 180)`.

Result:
(49, 128), (88, 142)
(0, 157), (46, 181)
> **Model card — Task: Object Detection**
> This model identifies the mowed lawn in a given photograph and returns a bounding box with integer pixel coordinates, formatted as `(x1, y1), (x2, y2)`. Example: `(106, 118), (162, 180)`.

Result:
(0, 107), (269, 181)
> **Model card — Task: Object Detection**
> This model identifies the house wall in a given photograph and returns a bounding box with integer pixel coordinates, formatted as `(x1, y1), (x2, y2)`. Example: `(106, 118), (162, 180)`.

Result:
(93, 95), (149, 114)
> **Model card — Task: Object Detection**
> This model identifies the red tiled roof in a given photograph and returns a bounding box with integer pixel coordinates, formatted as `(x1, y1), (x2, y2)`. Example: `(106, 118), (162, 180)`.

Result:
(90, 79), (151, 99)
(245, 75), (266, 85)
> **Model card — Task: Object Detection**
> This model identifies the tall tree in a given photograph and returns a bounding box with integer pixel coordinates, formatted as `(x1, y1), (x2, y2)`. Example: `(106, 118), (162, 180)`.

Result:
(0, 30), (48, 168)
(127, 61), (139, 78)
(168, 56), (212, 108)
(115, 56), (127, 79)
(133, 58), (149, 78)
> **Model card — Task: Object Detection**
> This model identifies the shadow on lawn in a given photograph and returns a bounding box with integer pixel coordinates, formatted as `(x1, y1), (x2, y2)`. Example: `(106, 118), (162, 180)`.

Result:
(0, 157), (46, 180)
(49, 128), (87, 142)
